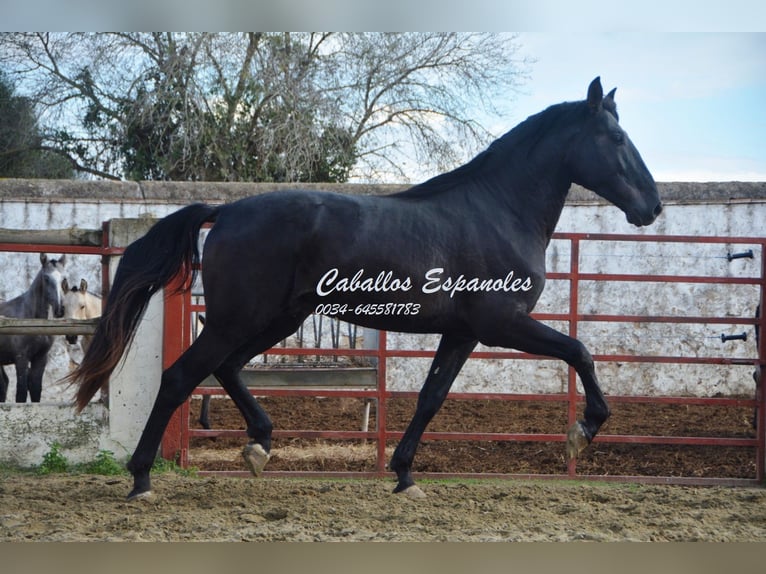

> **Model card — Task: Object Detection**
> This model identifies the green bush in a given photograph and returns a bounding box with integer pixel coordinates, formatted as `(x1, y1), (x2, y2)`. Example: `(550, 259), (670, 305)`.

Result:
(80, 450), (126, 476)
(150, 456), (198, 477)
(36, 442), (69, 475)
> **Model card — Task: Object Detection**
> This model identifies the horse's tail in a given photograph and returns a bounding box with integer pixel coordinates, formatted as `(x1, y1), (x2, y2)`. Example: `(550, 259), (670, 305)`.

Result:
(70, 203), (220, 412)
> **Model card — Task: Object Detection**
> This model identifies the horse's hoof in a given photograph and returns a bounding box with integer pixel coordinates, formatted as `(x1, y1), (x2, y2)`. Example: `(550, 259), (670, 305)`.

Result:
(126, 490), (153, 502)
(566, 421), (590, 460)
(397, 485), (427, 499)
(242, 443), (270, 477)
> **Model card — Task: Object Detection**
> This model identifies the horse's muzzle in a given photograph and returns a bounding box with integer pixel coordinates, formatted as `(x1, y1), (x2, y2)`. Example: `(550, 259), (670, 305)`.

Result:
(628, 201), (663, 227)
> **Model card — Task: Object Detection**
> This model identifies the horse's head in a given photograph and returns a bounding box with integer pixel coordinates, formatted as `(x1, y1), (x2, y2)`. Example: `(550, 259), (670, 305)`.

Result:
(39, 253), (66, 319)
(567, 77), (662, 227)
(62, 277), (89, 343)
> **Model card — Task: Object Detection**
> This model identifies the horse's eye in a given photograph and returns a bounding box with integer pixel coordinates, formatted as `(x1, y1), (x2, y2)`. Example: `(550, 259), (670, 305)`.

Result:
(611, 130), (625, 145)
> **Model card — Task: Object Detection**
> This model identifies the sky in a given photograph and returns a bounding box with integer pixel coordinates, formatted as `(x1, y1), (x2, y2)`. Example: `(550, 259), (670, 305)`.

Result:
(2, 5), (764, 184)
(500, 33), (766, 182)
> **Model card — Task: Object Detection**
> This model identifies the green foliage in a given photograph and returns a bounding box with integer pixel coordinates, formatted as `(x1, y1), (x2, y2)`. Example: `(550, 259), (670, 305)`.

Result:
(150, 456), (199, 477)
(36, 442), (69, 475)
(116, 34), (358, 184)
(0, 70), (74, 179)
(79, 450), (127, 476)
(18, 448), (195, 478)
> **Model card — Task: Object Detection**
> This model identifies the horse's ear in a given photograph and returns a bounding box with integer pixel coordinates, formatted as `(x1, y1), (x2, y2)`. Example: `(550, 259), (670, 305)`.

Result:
(603, 87), (618, 120)
(59, 254), (66, 266)
(80, 278), (88, 292)
(40, 253), (48, 265)
(587, 76), (603, 112)
(62, 278), (70, 293)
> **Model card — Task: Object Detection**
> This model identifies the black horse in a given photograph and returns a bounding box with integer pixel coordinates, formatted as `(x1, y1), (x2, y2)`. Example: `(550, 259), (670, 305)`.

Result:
(0, 253), (66, 402)
(69, 77), (662, 500)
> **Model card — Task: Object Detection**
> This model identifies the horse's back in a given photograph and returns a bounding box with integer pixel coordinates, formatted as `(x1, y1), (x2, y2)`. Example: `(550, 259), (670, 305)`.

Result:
(206, 190), (378, 262)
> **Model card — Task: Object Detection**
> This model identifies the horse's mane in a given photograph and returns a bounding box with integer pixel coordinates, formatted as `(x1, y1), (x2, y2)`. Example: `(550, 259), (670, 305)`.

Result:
(393, 100), (590, 199)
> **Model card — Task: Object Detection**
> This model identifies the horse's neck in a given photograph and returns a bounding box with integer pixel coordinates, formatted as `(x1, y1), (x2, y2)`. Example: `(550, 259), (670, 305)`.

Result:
(496, 136), (575, 243)
(27, 274), (49, 318)
(85, 294), (102, 317)
(480, 163), (571, 248)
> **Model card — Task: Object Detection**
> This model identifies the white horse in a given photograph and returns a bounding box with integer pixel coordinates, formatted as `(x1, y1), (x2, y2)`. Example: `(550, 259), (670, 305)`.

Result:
(62, 278), (102, 355)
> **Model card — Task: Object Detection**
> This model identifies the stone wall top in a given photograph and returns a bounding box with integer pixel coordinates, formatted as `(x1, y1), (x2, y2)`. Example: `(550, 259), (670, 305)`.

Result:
(1, 179), (764, 206)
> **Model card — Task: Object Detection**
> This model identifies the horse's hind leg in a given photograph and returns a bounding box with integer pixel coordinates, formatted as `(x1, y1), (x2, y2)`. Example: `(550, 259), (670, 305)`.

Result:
(125, 329), (236, 500)
(210, 315), (309, 476)
(389, 334), (477, 498)
(198, 395), (211, 429)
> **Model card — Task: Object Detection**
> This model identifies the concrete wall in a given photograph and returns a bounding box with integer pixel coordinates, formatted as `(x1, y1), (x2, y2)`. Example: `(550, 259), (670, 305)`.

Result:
(0, 179), (764, 464)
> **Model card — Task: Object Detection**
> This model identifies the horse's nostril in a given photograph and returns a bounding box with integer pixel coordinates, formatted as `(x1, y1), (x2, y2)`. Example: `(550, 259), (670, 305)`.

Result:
(653, 202), (663, 217)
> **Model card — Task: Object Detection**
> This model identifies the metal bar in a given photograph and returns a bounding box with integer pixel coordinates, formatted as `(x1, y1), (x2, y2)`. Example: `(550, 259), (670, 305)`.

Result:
(0, 317), (98, 335)
(593, 434), (757, 447)
(193, 387), (758, 409)
(188, 427), (756, 448)
(194, 387), (380, 399)
(757, 247), (766, 480)
(255, 346), (756, 366)
(577, 314), (762, 325)
(567, 236), (580, 477)
(160, 276), (189, 465)
(590, 354), (755, 365)
(578, 273), (761, 285)
(0, 227), (103, 246)
(376, 330), (388, 475)
(0, 242), (123, 256)
(552, 232), (766, 244)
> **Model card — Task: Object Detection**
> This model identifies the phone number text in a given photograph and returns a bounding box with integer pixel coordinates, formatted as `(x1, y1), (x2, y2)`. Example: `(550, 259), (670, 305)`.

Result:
(315, 302), (421, 317)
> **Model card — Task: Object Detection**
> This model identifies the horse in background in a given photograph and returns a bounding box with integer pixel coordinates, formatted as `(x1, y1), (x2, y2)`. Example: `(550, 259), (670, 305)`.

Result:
(62, 278), (102, 354)
(0, 253), (66, 402)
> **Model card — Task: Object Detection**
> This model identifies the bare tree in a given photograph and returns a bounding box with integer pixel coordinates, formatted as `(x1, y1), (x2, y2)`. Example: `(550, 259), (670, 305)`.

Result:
(0, 32), (529, 182)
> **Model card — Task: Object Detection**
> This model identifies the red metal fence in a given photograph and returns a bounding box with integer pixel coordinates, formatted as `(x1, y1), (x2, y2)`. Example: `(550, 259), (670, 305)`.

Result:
(0, 222), (120, 298)
(162, 232), (766, 486)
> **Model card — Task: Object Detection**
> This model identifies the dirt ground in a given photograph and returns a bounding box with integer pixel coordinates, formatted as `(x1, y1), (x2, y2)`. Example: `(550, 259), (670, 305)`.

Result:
(2, 395), (765, 542)
(2, 472), (766, 541)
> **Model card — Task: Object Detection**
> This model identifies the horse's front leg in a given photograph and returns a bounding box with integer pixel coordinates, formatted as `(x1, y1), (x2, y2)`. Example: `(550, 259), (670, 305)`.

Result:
(27, 351), (49, 403)
(478, 314), (610, 459)
(390, 334), (477, 498)
(14, 359), (29, 403)
(0, 366), (8, 402)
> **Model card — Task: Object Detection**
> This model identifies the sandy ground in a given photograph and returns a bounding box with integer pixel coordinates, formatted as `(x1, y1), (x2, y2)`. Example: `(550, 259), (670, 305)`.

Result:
(2, 472), (766, 542)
